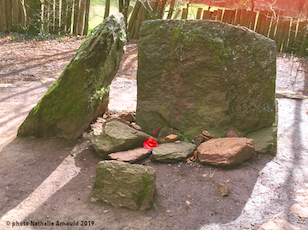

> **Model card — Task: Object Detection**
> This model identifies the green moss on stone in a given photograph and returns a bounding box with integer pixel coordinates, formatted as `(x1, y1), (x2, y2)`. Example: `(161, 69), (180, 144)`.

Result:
(133, 175), (153, 208)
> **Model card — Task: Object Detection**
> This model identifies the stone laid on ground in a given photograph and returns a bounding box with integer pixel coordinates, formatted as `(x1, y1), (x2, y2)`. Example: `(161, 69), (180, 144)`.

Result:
(136, 19), (276, 139)
(202, 131), (217, 139)
(246, 125), (277, 155)
(161, 134), (179, 143)
(151, 142), (196, 163)
(217, 183), (228, 196)
(194, 134), (210, 146)
(227, 130), (238, 138)
(109, 147), (150, 163)
(85, 120), (151, 158)
(119, 111), (136, 122)
(91, 160), (156, 210)
(17, 13), (127, 139)
(197, 138), (255, 167)
(130, 122), (142, 131)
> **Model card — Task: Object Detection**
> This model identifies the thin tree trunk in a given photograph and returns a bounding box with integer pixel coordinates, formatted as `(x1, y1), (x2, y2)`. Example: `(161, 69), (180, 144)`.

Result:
(0, 0), (8, 32)
(83, 0), (90, 35)
(77, 0), (86, 35)
(24, 0), (41, 33)
(41, 0), (47, 33)
(73, 0), (80, 34)
(119, 0), (124, 13)
(104, 0), (110, 19)
(167, 0), (175, 19)
(251, 0), (254, 12)
(12, 0), (21, 31)
(158, 0), (167, 19)
(123, 0), (130, 25)
(6, 0), (12, 31)
(61, 0), (67, 34)
(66, 0), (73, 33)
(127, 0), (141, 37)
(54, 0), (60, 33)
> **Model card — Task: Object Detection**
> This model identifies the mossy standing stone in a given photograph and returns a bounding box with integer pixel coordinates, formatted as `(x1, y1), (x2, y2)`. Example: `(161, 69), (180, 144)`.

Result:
(18, 13), (127, 139)
(136, 19), (276, 139)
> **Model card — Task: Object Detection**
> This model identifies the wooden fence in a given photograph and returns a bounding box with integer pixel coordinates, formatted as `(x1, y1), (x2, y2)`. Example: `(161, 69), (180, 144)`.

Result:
(177, 7), (308, 55)
(0, 0), (90, 35)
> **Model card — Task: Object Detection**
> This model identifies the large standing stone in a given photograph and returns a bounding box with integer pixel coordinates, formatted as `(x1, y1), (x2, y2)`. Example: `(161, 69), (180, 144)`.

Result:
(136, 19), (276, 139)
(85, 120), (151, 158)
(197, 138), (254, 167)
(17, 13), (127, 139)
(91, 160), (156, 210)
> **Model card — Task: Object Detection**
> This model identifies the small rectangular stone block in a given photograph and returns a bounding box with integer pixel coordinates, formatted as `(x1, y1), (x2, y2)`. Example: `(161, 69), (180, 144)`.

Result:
(91, 160), (156, 210)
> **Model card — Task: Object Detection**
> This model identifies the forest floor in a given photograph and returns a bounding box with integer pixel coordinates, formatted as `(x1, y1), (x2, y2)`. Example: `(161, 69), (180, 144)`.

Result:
(0, 36), (308, 230)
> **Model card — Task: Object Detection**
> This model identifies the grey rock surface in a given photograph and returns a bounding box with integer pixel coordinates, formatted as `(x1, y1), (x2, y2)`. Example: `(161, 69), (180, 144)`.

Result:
(18, 13), (127, 139)
(108, 147), (150, 163)
(136, 19), (276, 139)
(91, 160), (156, 210)
(151, 142), (196, 163)
(246, 125), (277, 155)
(86, 120), (151, 158)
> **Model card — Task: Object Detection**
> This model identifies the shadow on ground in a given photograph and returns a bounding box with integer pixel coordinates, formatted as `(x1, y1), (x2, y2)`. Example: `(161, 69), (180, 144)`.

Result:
(0, 136), (273, 230)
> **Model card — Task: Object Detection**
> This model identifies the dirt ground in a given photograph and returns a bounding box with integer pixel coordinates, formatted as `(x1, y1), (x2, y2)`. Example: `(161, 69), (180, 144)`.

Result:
(0, 37), (307, 230)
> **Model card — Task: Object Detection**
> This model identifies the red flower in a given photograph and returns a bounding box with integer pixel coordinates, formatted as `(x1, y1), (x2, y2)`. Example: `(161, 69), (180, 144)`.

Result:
(143, 138), (158, 150)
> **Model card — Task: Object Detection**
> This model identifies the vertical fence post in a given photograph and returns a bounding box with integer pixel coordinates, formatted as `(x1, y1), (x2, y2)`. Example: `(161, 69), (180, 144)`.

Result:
(181, 8), (188, 19)
(216, 9), (223, 21)
(196, 8), (202, 19)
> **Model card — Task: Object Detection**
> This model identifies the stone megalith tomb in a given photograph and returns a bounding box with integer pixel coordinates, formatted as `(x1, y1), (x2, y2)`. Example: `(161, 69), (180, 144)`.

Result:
(18, 13), (127, 139)
(136, 19), (276, 139)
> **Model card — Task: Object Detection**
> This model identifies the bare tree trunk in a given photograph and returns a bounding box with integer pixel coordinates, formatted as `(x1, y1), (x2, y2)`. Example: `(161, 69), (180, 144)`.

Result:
(83, 0), (91, 35)
(0, 0), (8, 32)
(12, 0), (21, 31)
(66, 0), (73, 33)
(104, 0), (110, 19)
(123, 0), (130, 25)
(208, 0), (212, 11)
(6, 0), (12, 31)
(61, 0), (67, 34)
(167, 0), (176, 19)
(158, 0), (167, 19)
(54, 0), (60, 33)
(251, 0), (254, 12)
(73, 0), (80, 34)
(24, 0), (41, 33)
(127, 0), (141, 37)
(77, 0), (86, 35)
(119, 0), (124, 13)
